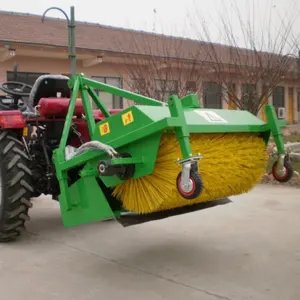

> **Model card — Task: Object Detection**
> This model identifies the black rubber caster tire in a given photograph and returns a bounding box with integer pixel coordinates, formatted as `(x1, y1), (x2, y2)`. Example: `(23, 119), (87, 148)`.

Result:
(176, 170), (203, 199)
(272, 160), (294, 183)
(0, 130), (33, 242)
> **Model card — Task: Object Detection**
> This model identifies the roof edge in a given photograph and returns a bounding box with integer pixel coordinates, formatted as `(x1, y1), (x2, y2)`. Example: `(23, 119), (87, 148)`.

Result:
(0, 39), (205, 63)
(0, 9), (297, 59)
(0, 9), (203, 43)
(0, 9), (255, 52)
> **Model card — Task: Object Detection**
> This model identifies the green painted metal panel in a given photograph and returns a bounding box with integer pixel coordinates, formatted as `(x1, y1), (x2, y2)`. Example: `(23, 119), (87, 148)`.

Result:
(136, 106), (265, 128)
(91, 105), (266, 149)
(83, 103), (270, 188)
(58, 176), (116, 227)
(92, 105), (155, 144)
(83, 131), (162, 187)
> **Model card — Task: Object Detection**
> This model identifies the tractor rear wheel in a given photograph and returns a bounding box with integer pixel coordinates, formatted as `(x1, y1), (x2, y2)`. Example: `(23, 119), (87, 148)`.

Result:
(0, 130), (33, 242)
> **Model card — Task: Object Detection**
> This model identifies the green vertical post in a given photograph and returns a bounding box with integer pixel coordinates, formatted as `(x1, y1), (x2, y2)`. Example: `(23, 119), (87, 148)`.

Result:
(58, 75), (80, 155)
(265, 104), (285, 154)
(81, 86), (96, 135)
(168, 95), (193, 159)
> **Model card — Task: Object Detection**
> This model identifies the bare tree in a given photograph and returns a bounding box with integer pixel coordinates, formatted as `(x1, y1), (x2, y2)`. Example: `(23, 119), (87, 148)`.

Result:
(112, 28), (209, 103)
(190, 0), (300, 115)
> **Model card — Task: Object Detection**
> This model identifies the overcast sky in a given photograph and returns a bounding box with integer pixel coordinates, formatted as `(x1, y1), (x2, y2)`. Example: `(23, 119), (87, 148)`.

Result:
(1, 0), (300, 52)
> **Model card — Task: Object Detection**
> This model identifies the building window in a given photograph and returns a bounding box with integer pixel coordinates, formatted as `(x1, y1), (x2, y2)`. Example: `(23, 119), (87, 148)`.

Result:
(154, 79), (178, 102)
(273, 86), (285, 108)
(91, 76), (123, 109)
(6, 71), (48, 86)
(203, 82), (222, 109)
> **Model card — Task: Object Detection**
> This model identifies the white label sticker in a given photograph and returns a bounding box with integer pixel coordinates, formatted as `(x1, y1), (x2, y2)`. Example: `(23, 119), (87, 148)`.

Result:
(195, 110), (228, 123)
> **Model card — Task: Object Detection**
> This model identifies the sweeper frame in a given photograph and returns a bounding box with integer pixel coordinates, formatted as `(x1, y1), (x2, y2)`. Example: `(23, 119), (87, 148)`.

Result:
(54, 73), (297, 221)
(41, 6), (297, 198)
(42, 7), (299, 227)
(54, 75), (206, 202)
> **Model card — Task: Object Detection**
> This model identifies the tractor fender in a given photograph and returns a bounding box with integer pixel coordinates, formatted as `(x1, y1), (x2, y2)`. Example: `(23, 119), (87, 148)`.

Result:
(0, 110), (26, 129)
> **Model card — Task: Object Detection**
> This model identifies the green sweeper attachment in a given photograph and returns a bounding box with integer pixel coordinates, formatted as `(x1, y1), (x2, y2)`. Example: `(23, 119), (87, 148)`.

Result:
(51, 74), (294, 228)
(33, 5), (295, 229)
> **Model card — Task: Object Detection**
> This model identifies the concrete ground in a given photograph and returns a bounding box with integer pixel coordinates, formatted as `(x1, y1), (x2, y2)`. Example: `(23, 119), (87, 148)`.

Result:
(0, 184), (299, 300)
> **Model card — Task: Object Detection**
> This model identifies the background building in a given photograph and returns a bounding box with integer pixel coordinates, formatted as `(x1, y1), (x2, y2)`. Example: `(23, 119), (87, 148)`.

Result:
(0, 10), (299, 124)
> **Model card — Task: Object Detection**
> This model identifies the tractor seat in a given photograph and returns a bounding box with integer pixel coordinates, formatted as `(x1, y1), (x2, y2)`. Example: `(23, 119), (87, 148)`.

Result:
(38, 97), (121, 119)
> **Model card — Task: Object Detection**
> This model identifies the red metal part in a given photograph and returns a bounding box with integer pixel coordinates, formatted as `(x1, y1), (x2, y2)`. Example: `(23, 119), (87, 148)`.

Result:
(0, 110), (26, 128)
(39, 98), (84, 117)
(37, 97), (122, 147)
(38, 97), (122, 119)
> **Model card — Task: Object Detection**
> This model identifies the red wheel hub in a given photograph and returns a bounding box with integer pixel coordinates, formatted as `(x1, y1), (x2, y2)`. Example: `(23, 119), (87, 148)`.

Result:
(177, 176), (196, 197)
(272, 164), (289, 180)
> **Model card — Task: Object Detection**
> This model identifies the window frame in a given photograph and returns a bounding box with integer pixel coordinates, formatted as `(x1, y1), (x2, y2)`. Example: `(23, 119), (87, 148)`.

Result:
(6, 71), (48, 85)
(91, 76), (123, 109)
(202, 81), (222, 109)
(272, 86), (285, 108)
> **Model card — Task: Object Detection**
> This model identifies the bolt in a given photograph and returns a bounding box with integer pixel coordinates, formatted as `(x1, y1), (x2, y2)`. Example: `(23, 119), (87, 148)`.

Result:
(99, 164), (106, 173)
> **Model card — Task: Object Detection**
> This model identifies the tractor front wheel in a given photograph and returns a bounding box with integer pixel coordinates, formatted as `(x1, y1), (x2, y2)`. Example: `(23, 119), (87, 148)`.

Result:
(0, 131), (33, 242)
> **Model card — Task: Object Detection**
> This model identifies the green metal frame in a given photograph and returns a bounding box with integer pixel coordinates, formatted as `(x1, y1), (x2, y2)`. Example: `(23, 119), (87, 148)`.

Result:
(51, 73), (287, 227)
(44, 6), (288, 228)
(53, 75), (198, 205)
(264, 105), (285, 154)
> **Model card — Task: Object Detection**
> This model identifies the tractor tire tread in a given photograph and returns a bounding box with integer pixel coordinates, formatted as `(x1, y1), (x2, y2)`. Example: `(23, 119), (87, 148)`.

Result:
(0, 130), (33, 242)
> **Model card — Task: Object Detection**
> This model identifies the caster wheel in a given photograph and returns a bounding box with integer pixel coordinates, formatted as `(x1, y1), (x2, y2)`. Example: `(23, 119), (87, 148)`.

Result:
(272, 160), (294, 183)
(176, 170), (203, 199)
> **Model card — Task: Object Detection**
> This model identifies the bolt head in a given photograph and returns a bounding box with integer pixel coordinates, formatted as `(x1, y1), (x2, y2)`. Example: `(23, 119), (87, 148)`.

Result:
(99, 164), (106, 173)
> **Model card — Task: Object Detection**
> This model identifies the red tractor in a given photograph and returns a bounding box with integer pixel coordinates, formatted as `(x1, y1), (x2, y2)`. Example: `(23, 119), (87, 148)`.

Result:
(0, 75), (121, 242)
